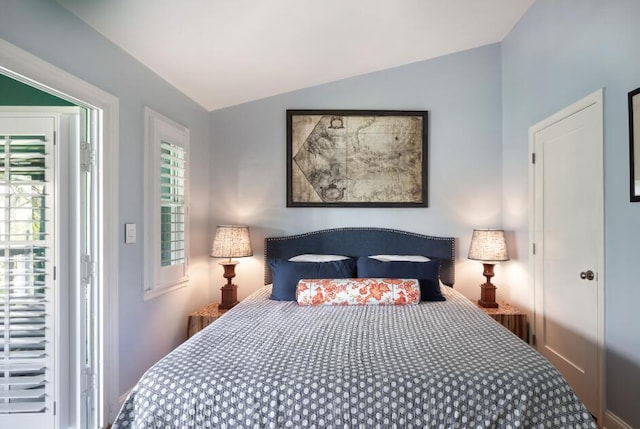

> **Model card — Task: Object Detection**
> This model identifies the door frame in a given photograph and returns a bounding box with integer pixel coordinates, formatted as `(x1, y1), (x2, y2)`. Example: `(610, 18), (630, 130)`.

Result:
(528, 88), (605, 422)
(0, 38), (120, 426)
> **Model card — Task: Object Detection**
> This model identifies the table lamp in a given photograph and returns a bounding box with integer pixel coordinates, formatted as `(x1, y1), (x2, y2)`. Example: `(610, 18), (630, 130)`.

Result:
(467, 229), (509, 308)
(210, 225), (252, 310)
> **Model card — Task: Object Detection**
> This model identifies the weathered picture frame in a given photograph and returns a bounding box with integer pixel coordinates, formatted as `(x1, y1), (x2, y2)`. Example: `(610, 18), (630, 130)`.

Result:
(629, 87), (640, 202)
(286, 109), (428, 207)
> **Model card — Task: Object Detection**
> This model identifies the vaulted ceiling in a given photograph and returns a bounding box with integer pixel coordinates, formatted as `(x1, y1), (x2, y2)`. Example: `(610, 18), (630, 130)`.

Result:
(57, 0), (534, 111)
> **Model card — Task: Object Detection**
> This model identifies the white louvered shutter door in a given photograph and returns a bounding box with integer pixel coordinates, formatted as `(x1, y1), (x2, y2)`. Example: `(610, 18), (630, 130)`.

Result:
(0, 117), (55, 428)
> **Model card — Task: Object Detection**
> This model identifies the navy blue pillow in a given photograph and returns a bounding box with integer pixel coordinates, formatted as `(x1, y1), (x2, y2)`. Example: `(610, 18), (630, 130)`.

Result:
(356, 257), (444, 301)
(268, 258), (357, 301)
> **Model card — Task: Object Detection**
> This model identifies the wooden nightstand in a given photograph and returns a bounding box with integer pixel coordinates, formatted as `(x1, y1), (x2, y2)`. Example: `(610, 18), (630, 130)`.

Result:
(476, 301), (529, 344)
(187, 302), (228, 338)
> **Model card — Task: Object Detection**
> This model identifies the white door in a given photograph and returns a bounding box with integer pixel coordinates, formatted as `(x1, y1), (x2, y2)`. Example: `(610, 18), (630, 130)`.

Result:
(0, 107), (96, 429)
(530, 90), (604, 420)
(0, 115), (57, 428)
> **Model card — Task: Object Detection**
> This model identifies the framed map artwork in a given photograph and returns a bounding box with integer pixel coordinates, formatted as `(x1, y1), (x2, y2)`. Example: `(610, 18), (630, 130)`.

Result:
(286, 109), (428, 207)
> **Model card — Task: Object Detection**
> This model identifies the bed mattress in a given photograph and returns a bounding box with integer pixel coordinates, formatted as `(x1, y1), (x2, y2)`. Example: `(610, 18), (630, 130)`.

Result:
(113, 286), (595, 428)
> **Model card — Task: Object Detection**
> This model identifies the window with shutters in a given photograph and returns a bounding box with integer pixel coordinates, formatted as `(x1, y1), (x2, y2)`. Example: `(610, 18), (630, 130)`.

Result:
(144, 108), (189, 300)
(0, 128), (54, 421)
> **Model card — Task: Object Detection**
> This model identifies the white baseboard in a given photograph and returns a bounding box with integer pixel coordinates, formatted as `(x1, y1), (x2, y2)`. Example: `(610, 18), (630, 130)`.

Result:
(604, 410), (633, 429)
(118, 388), (133, 407)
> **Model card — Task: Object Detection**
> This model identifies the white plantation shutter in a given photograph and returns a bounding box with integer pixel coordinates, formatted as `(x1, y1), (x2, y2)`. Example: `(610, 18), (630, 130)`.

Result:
(160, 140), (186, 268)
(0, 125), (55, 427)
(144, 108), (189, 299)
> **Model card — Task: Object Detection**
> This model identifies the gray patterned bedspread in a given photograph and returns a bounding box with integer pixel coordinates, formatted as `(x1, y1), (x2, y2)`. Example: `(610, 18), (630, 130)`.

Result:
(113, 286), (596, 428)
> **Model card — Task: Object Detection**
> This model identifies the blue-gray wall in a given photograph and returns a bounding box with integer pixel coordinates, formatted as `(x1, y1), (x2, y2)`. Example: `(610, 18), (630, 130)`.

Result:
(502, 0), (640, 426)
(0, 0), (212, 414)
(209, 44), (505, 303)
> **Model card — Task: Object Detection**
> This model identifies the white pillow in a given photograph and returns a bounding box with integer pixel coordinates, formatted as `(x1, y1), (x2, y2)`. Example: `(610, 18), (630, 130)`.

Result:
(369, 254), (431, 262)
(288, 254), (350, 262)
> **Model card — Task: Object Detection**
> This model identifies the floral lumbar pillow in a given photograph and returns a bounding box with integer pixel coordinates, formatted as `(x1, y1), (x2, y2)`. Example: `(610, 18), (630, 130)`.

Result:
(296, 278), (420, 306)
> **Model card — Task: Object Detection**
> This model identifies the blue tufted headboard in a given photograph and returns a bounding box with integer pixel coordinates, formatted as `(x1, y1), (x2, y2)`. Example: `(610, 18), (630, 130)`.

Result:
(264, 227), (455, 286)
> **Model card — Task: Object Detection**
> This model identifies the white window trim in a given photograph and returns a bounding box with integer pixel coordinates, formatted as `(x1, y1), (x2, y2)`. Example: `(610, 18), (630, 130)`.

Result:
(143, 107), (189, 300)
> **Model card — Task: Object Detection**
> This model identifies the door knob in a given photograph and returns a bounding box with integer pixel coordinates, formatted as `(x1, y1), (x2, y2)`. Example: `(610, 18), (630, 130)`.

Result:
(580, 270), (595, 280)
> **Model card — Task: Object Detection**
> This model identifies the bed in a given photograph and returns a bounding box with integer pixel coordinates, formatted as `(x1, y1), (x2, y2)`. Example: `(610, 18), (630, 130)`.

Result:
(113, 228), (595, 428)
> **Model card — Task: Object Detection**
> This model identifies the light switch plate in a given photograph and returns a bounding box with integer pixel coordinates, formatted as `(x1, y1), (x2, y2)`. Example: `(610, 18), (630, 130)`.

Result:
(125, 223), (136, 244)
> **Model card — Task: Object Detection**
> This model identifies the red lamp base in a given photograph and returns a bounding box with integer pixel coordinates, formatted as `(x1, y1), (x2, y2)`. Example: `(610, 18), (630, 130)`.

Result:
(219, 283), (239, 310)
(477, 263), (499, 308)
(478, 282), (499, 308)
(218, 261), (240, 310)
